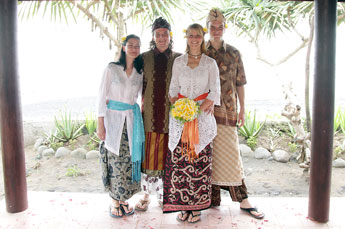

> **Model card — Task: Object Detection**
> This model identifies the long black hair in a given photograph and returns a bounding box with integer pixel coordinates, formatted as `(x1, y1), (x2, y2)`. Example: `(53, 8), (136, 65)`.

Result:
(112, 34), (143, 74)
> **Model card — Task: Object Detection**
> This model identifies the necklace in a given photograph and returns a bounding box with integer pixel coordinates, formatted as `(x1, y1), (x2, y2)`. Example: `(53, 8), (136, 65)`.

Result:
(188, 53), (202, 59)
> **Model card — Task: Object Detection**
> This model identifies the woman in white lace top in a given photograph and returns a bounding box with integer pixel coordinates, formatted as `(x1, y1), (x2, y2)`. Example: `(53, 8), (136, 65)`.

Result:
(162, 24), (220, 224)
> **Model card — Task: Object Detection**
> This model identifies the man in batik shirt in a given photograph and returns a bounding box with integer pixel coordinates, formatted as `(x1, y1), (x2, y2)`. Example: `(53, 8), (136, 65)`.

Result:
(205, 8), (265, 219)
(135, 17), (181, 211)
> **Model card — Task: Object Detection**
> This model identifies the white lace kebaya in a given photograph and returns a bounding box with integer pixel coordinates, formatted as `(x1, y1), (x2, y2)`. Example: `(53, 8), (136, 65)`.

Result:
(168, 54), (221, 154)
(97, 63), (143, 155)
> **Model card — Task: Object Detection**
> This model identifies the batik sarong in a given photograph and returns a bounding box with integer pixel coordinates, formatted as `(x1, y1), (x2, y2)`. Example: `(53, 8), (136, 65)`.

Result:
(100, 122), (141, 201)
(163, 142), (212, 213)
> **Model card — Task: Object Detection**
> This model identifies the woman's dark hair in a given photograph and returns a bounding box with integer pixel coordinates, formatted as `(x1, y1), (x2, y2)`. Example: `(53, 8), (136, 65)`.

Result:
(112, 34), (143, 74)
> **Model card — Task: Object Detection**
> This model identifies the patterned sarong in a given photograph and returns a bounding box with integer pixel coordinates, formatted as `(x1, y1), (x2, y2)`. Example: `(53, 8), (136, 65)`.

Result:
(212, 125), (244, 186)
(163, 142), (212, 213)
(100, 122), (141, 201)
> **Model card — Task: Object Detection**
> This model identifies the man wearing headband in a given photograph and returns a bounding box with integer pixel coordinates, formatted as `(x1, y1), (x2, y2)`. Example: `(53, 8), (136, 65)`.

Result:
(205, 8), (265, 219)
(135, 17), (181, 211)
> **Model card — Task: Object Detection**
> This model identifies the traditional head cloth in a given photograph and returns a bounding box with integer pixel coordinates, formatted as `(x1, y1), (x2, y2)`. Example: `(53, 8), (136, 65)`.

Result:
(206, 8), (226, 25)
(151, 17), (171, 32)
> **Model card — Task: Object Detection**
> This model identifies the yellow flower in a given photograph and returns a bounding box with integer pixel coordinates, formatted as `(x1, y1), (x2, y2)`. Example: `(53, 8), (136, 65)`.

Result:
(183, 29), (187, 33)
(225, 23), (228, 29)
(121, 37), (126, 42)
(203, 27), (208, 33)
(171, 98), (200, 124)
(170, 31), (173, 37)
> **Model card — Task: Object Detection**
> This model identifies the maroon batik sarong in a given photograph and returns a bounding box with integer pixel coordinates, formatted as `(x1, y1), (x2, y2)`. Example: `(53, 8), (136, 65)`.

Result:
(163, 142), (212, 213)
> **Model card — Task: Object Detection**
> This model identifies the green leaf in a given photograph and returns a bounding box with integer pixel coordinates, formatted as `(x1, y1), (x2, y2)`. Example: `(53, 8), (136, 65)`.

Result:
(43, 1), (49, 19)
(53, 109), (84, 143)
(239, 110), (265, 139)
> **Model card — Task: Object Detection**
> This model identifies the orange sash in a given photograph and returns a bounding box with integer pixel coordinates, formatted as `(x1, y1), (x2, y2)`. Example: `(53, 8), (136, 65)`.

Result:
(178, 93), (208, 162)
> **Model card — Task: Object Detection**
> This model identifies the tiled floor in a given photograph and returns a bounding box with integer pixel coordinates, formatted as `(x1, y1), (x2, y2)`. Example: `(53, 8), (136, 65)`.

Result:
(0, 192), (344, 228)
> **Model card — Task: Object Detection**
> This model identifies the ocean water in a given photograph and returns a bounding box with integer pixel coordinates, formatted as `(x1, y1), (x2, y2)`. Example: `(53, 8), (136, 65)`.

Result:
(17, 14), (345, 121)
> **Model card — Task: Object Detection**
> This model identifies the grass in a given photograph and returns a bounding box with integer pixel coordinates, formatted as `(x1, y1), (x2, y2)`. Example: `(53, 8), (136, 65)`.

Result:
(65, 165), (84, 177)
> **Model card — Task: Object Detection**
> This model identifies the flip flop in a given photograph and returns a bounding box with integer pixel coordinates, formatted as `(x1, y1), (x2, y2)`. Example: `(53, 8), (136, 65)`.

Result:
(109, 205), (123, 218)
(240, 207), (265, 219)
(187, 211), (201, 223)
(176, 211), (189, 222)
(135, 199), (151, 211)
(120, 203), (135, 216)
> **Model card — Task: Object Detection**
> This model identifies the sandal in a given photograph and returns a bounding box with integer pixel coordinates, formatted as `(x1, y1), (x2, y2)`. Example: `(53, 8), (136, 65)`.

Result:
(240, 207), (265, 219)
(120, 202), (135, 216)
(109, 205), (123, 218)
(135, 198), (151, 211)
(176, 211), (189, 222)
(187, 211), (201, 223)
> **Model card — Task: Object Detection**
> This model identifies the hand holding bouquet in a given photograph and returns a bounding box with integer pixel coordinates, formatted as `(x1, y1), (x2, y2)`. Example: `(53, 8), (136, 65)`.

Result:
(171, 97), (202, 162)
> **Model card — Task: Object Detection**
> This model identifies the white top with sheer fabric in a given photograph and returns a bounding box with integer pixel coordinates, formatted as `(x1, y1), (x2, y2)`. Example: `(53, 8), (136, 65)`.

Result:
(168, 53), (221, 154)
(97, 63), (142, 155)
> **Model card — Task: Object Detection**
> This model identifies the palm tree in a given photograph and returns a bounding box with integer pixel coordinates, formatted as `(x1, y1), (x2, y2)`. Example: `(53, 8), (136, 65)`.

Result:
(222, 0), (308, 66)
(221, 0), (345, 131)
(18, 0), (209, 57)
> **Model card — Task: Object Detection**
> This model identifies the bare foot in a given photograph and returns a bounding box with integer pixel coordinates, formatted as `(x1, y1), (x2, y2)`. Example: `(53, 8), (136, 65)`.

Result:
(135, 198), (151, 211)
(176, 211), (189, 222)
(187, 211), (201, 223)
(119, 201), (134, 215)
(110, 200), (123, 217)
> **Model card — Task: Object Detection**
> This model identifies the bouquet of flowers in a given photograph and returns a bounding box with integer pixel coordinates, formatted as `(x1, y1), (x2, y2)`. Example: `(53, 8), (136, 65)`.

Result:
(171, 98), (200, 124)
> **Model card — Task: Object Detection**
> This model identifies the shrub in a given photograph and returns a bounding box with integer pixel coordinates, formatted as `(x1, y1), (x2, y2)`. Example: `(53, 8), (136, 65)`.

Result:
(88, 132), (100, 147)
(238, 110), (265, 139)
(247, 136), (257, 150)
(334, 140), (345, 159)
(334, 107), (342, 135)
(54, 109), (85, 143)
(85, 112), (97, 136)
(268, 127), (282, 151)
(288, 142), (298, 153)
(287, 122), (296, 139)
(44, 130), (57, 145)
(339, 108), (345, 135)
(44, 130), (63, 150)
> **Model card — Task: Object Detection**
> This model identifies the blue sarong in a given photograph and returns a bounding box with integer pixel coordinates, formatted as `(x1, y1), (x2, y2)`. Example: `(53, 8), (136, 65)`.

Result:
(107, 100), (145, 182)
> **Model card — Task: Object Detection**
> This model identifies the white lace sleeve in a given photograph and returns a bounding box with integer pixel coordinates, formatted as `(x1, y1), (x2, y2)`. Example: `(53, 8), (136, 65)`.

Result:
(207, 59), (221, 105)
(169, 59), (180, 98)
(97, 66), (111, 117)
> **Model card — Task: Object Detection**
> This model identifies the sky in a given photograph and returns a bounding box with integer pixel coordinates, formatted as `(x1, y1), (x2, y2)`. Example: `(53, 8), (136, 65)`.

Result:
(16, 7), (345, 120)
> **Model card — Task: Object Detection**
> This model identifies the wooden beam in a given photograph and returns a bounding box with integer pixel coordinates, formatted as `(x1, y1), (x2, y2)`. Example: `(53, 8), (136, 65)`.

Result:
(308, 0), (337, 223)
(0, 0), (28, 213)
